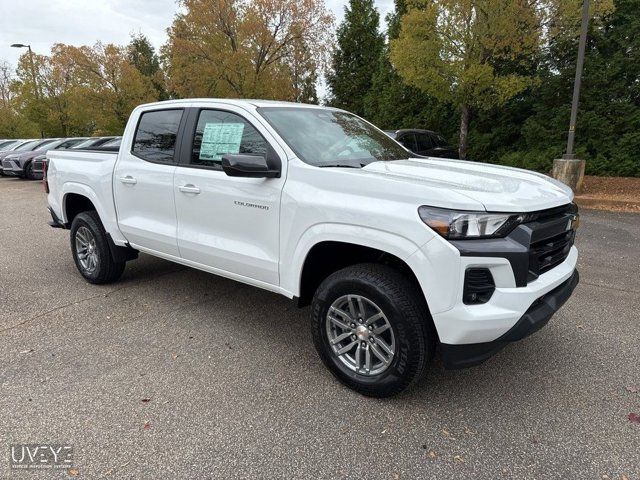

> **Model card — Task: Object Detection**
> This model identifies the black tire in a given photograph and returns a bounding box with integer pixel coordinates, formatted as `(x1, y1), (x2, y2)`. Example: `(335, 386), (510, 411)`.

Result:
(70, 211), (125, 284)
(311, 263), (435, 397)
(24, 161), (35, 180)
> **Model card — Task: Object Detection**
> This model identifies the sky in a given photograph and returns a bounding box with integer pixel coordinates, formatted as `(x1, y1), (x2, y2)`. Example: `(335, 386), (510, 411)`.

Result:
(0, 0), (395, 69)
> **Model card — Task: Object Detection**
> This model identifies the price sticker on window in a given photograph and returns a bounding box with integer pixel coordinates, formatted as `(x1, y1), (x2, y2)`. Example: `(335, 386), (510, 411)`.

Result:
(199, 123), (244, 161)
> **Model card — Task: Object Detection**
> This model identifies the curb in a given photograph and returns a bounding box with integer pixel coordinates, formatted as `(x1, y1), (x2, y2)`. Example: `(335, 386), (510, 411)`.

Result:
(575, 196), (640, 212)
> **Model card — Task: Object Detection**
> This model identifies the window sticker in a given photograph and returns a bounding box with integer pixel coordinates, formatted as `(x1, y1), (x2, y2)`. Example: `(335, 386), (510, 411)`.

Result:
(199, 123), (245, 161)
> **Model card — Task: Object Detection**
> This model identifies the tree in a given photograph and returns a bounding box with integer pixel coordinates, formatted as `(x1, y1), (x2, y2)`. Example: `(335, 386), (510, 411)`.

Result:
(12, 51), (79, 137)
(162, 0), (334, 100)
(128, 33), (168, 100)
(391, 0), (544, 158)
(0, 61), (39, 138)
(327, 0), (384, 115)
(363, 0), (457, 138)
(55, 42), (159, 133)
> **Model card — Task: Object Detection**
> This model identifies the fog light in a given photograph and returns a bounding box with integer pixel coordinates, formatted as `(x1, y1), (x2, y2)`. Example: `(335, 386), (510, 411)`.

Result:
(463, 268), (495, 305)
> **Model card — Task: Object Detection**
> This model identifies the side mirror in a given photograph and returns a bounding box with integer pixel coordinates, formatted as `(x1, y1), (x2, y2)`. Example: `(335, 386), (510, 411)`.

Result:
(221, 154), (280, 178)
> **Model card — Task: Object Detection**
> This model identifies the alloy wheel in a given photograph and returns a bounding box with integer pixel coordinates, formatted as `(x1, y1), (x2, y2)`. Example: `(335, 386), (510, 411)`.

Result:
(325, 294), (396, 376)
(75, 226), (99, 274)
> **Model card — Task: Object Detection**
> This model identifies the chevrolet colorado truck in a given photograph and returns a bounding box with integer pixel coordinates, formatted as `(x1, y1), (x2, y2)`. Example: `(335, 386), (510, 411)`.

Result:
(46, 99), (579, 397)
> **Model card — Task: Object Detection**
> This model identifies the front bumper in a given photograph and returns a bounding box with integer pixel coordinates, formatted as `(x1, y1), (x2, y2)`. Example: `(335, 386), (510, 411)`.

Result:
(1, 158), (22, 175)
(441, 269), (579, 368)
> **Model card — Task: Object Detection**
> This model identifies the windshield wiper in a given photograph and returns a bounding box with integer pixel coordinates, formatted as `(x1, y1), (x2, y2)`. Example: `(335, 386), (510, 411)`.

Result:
(317, 163), (364, 168)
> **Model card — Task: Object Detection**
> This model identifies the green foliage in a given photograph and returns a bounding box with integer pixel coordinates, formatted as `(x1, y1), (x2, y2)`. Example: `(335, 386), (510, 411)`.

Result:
(327, 0), (385, 116)
(363, 0), (456, 136)
(0, 0), (638, 177)
(472, 0), (640, 176)
(359, 0), (639, 176)
(128, 34), (168, 100)
(390, 0), (543, 157)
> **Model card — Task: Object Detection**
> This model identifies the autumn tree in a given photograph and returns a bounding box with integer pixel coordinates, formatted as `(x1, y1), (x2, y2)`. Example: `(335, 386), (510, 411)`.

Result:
(162, 0), (334, 100)
(11, 51), (81, 137)
(391, 0), (545, 158)
(0, 61), (39, 137)
(55, 42), (159, 133)
(327, 0), (384, 115)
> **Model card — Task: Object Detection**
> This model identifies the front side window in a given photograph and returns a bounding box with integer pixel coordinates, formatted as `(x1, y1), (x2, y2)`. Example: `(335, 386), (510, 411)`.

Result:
(132, 109), (183, 163)
(190, 110), (268, 169)
(258, 107), (410, 167)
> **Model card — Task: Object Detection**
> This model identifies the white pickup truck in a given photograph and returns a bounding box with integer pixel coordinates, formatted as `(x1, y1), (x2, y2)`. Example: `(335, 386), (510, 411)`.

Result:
(46, 99), (579, 397)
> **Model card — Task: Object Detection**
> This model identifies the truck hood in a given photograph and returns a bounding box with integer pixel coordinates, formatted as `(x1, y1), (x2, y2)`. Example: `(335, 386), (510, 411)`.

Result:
(362, 158), (574, 212)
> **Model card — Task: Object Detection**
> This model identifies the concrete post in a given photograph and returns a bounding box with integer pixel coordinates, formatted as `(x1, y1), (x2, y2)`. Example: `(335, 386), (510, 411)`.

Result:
(553, 0), (590, 193)
(552, 158), (585, 193)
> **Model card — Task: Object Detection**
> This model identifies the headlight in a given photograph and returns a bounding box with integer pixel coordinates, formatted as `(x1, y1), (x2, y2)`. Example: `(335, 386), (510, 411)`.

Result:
(418, 206), (523, 239)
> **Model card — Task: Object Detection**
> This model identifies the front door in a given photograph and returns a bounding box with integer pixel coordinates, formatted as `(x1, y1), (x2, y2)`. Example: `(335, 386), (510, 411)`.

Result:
(173, 106), (286, 286)
(113, 108), (184, 256)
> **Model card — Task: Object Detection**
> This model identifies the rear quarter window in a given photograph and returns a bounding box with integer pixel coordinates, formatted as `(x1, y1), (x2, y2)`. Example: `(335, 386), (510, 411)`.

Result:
(132, 109), (184, 163)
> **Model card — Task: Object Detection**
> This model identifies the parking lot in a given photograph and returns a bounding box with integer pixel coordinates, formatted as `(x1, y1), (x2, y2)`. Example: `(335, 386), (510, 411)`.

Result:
(1, 176), (638, 478)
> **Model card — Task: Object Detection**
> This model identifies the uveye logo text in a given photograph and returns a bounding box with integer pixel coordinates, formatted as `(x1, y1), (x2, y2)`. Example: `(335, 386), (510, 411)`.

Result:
(10, 444), (73, 470)
(234, 200), (269, 210)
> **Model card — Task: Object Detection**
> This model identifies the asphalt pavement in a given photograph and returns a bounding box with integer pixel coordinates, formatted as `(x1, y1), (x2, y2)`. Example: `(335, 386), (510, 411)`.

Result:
(1, 176), (639, 479)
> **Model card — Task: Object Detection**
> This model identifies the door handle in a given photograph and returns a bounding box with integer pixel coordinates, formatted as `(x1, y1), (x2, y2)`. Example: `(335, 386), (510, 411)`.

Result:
(179, 184), (201, 194)
(119, 176), (137, 185)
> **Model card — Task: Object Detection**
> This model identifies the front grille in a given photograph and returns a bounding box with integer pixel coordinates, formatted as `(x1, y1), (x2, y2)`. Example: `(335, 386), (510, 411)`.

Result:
(531, 229), (575, 275)
(526, 207), (576, 282)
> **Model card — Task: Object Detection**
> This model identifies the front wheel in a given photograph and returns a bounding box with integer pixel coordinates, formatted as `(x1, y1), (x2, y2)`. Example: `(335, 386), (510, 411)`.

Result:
(24, 161), (35, 180)
(311, 263), (435, 397)
(70, 211), (125, 284)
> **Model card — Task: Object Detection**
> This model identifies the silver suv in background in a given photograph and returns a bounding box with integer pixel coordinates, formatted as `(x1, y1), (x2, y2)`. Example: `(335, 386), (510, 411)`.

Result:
(1, 138), (90, 179)
(33, 137), (122, 180)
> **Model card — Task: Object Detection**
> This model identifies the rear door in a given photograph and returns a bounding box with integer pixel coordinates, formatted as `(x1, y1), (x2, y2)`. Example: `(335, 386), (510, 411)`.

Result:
(173, 105), (286, 286)
(113, 108), (186, 256)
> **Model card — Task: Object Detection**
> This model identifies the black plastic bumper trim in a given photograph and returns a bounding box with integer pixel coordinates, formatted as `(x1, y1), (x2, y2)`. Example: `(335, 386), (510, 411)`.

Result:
(440, 269), (579, 369)
(47, 207), (68, 229)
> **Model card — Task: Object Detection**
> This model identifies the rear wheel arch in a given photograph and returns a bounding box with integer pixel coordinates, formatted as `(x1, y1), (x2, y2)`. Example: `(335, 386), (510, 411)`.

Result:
(63, 193), (97, 225)
(63, 192), (137, 264)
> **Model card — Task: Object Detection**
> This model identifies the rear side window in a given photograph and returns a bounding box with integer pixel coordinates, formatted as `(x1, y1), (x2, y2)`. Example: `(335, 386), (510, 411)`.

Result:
(416, 133), (433, 151)
(132, 109), (183, 163)
(190, 109), (268, 169)
(397, 133), (417, 152)
(432, 133), (448, 147)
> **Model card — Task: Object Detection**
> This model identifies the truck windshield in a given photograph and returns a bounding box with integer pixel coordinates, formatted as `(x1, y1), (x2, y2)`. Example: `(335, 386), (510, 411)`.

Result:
(258, 107), (410, 167)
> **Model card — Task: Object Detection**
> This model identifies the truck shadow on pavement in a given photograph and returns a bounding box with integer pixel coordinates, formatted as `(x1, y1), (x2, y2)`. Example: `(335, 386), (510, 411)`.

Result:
(112, 252), (575, 408)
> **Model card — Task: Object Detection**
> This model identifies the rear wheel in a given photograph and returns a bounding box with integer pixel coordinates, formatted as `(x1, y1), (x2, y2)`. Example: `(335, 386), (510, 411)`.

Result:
(70, 211), (125, 284)
(311, 263), (434, 397)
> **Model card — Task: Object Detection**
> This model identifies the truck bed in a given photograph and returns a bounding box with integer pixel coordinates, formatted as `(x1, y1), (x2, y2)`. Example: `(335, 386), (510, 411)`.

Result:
(46, 149), (121, 241)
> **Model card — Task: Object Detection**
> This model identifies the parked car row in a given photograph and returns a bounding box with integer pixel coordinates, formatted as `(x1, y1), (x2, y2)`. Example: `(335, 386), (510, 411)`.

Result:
(0, 136), (122, 180)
